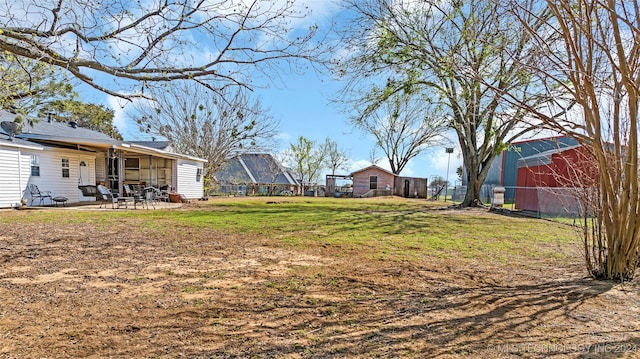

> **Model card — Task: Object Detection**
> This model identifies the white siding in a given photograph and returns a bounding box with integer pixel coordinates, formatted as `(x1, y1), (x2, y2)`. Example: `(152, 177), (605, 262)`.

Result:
(26, 148), (97, 205)
(0, 147), (31, 208)
(175, 159), (204, 199)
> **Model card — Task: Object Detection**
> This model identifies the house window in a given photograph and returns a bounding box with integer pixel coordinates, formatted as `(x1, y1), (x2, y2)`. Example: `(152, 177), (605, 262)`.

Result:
(30, 155), (40, 176)
(125, 157), (140, 168)
(196, 168), (203, 182)
(369, 175), (378, 190)
(61, 158), (70, 178)
(124, 157), (141, 181)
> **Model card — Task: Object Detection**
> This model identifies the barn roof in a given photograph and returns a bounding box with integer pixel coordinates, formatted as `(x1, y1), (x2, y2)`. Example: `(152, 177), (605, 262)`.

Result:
(517, 145), (582, 168)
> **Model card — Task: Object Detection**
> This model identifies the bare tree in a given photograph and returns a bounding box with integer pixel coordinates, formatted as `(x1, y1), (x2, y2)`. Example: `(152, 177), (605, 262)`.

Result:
(287, 136), (328, 195)
(353, 92), (447, 175)
(0, 0), (324, 99)
(324, 138), (350, 175)
(510, 0), (640, 280)
(336, 0), (558, 206)
(132, 81), (279, 192)
(369, 148), (382, 166)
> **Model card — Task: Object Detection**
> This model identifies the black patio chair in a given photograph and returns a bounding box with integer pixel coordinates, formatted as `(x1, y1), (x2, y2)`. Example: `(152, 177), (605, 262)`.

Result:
(124, 184), (148, 209)
(28, 184), (53, 206)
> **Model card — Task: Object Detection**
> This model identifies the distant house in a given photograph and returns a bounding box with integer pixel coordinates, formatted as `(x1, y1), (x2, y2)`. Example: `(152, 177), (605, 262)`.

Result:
(215, 153), (299, 195)
(351, 165), (428, 198)
(0, 109), (206, 207)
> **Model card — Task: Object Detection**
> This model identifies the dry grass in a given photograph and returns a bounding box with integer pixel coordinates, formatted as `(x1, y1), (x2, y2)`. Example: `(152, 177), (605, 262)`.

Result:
(0, 197), (638, 358)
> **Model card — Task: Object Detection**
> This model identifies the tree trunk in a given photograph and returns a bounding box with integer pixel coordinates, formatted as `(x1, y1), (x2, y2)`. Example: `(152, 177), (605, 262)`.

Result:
(459, 146), (495, 207)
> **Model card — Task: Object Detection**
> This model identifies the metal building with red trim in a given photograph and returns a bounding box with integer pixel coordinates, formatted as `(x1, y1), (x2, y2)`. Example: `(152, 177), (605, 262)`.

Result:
(515, 145), (597, 214)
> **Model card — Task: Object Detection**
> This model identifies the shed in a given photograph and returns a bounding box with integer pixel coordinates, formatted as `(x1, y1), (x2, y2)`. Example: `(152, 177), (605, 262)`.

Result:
(351, 165), (429, 198)
(394, 176), (428, 198)
(351, 165), (396, 197)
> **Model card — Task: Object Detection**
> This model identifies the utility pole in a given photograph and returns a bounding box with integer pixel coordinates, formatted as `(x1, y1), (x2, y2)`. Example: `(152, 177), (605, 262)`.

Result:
(445, 147), (454, 201)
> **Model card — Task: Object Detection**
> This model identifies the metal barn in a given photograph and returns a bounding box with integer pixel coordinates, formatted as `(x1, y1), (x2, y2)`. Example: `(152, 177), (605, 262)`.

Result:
(515, 145), (597, 215)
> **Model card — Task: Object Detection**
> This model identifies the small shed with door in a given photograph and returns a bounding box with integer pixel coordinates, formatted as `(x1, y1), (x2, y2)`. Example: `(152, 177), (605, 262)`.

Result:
(351, 165), (396, 197)
(394, 176), (428, 198)
(351, 165), (428, 198)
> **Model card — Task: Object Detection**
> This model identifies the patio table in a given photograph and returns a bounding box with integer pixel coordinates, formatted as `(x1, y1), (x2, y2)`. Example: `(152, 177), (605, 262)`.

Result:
(116, 197), (135, 209)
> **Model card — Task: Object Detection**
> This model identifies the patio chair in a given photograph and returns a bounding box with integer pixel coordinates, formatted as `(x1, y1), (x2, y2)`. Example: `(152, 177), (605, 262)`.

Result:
(143, 187), (158, 209)
(96, 185), (117, 209)
(124, 184), (148, 209)
(156, 185), (170, 202)
(28, 184), (53, 206)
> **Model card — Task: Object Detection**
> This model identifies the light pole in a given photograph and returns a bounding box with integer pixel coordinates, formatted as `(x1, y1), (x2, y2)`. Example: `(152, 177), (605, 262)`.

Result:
(445, 147), (454, 202)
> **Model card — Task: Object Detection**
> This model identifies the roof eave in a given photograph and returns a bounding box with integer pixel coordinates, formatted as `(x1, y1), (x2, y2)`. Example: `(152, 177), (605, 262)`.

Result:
(126, 143), (207, 163)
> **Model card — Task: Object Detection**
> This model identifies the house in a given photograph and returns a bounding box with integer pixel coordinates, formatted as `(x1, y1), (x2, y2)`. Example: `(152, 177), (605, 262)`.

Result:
(515, 145), (597, 215)
(351, 165), (428, 198)
(214, 153), (299, 195)
(0, 109), (206, 207)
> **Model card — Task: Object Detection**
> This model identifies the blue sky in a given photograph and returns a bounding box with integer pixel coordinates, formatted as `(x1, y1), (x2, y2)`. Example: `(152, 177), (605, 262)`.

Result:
(89, 0), (464, 183)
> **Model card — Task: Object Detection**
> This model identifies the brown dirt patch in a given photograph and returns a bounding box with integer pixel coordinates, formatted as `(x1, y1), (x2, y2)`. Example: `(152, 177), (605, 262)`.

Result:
(0, 209), (638, 358)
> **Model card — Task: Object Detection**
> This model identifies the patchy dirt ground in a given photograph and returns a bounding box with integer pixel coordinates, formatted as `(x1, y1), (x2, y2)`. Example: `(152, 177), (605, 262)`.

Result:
(0, 206), (638, 358)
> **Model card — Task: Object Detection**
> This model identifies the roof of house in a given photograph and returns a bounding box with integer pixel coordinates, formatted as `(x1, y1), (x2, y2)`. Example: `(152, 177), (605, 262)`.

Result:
(0, 109), (207, 162)
(0, 110), (44, 150)
(351, 164), (396, 177)
(511, 135), (573, 145)
(0, 132), (44, 150)
(17, 114), (116, 143)
(216, 153), (298, 185)
(128, 141), (172, 151)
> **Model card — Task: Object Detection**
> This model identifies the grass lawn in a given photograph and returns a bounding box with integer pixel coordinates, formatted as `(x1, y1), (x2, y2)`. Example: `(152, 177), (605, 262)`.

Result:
(0, 197), (638, 358)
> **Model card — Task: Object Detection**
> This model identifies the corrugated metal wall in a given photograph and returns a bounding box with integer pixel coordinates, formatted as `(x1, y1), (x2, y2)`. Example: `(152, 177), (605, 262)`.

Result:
(501, 136), (578, 200)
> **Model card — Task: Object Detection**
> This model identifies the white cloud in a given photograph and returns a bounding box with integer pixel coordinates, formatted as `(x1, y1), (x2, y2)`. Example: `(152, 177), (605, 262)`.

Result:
(107, 95), (131, 136)
(349, 159), (372, 173)
(296, 0), (341, 25)
(107, 92), (164, 140)
(275, 132), (292, 142)
(428, 147), (463, 182)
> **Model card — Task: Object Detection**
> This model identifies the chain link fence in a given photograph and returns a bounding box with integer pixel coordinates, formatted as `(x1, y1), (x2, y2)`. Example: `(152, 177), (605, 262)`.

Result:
(452, 185), (594, 221)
